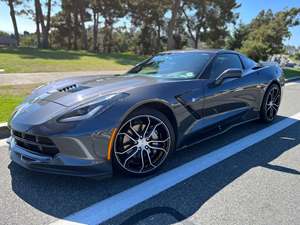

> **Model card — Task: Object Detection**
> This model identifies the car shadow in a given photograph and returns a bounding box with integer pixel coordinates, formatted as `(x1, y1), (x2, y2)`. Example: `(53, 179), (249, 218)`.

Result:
(8, 116), (300, 223)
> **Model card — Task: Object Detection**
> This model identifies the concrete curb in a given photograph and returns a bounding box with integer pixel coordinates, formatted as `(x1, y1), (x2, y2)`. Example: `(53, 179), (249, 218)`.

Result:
(285, 76), (300, 83)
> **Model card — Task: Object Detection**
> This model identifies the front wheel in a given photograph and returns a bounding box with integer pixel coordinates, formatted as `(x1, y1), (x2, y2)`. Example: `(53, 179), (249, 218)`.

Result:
(113, 108), (175, 176)
(260, 83), (281, 123)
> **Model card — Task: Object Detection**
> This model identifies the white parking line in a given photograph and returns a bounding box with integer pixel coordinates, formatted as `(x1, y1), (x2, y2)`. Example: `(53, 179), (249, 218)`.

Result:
(0, 122), (8, 127)
(50, 112), (300, 225)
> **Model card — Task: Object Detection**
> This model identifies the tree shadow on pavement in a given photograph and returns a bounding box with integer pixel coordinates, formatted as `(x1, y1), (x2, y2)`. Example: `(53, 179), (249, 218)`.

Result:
(8, 116), (300, 224)
(1, 48), (145, 66)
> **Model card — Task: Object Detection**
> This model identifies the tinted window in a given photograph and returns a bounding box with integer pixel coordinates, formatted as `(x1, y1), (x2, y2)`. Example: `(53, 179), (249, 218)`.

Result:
(128, 52), (213, 79)
(208, 54), (243, 79)
(241, 55), (256, 69)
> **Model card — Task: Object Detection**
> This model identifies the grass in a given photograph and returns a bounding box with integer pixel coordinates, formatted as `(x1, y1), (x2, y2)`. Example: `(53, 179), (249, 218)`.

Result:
(0, 84), (40, 122)
(0, 48), (146, 73)
(283, 67), (300, 79)
(0, 96), (24, 123)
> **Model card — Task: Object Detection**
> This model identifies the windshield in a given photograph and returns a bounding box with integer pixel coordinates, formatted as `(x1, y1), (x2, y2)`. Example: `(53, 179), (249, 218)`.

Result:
(128, 52), (213, 79)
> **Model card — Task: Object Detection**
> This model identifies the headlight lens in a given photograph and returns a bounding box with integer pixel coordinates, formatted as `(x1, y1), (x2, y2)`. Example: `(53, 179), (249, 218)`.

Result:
(58, 93), (128, 122)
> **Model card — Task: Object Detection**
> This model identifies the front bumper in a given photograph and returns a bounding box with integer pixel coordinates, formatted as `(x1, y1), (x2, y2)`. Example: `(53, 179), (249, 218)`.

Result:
(9, 136), (113, 177)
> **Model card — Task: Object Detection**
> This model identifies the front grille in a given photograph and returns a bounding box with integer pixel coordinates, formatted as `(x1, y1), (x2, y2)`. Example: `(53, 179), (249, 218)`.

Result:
(12, 130), (59, 156)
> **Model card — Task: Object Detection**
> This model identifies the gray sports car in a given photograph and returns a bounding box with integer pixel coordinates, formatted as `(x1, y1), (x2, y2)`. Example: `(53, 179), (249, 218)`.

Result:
(8, 49), (284, 177)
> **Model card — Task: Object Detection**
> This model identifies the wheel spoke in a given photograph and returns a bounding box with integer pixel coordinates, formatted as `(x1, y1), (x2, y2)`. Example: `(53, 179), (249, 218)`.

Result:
(147, 122), (162, 139)
(148, 137), (170, 144)
(272, 89), (278, 101)
(143, 116), (151, 138)
(129, 120), (140, 138)
(274, 93), (280, 102)
(139, 150), (145, 172)
(148, 146), (167, 155)
(271, 89), (276, 100)
(272, 105), (278, 112)
(116, 145), (137, 155)
(119, 132), (138, 143)
(146, 150), (156, 168)
(123, 149), (139, 167)
(269, 107), (274, 118)
(267, 94), (272, 103)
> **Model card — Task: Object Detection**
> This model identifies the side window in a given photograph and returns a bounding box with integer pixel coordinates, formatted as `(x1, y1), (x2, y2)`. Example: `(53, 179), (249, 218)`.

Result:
(209, 54), (243, 79)
(241, 55), (256, 69)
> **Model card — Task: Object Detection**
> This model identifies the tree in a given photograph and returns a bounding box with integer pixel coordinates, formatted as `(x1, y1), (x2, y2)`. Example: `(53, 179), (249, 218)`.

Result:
(240, 8), (300, 61)
(0, 31), (10, 37)
(182, 0), (240, 49)
(60, 0), (73, 49)
(91, 0), (100, 52)
(78, 0), (90, 50)
(72, 0), (80, 50)
(167, 0), (181, 50)
(50, 11), (69, 48)
(35, 0), (52, 48)
(91, 0), (100, 51)
(4, 0), (21, 46)
(96, 0), (126, 53)
(226, 22), (250, 50)
(128, 0), (170, 54)
(34, 0), (41, 47)
(52, 0), (90, 50)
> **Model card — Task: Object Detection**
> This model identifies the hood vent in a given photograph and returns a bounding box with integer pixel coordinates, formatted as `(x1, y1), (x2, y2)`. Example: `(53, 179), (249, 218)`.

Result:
(58, 84), (89, 93)
(58, 84), (78, 92)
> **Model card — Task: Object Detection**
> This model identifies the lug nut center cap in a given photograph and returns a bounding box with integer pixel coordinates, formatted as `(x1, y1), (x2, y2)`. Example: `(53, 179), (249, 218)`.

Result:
(137, 138), (148, 149)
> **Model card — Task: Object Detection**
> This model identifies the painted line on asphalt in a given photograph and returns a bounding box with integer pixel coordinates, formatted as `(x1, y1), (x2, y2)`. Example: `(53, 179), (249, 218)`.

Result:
(0, 122), (7, 127)
(50, 111), (300, 225)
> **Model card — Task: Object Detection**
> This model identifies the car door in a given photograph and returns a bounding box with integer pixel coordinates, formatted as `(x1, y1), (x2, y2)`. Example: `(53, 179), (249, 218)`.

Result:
(202, 53), (258, 131)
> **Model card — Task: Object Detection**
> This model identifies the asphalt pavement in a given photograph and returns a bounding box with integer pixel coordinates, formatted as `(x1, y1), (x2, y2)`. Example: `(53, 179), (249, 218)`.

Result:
(0, 81), (299, 225)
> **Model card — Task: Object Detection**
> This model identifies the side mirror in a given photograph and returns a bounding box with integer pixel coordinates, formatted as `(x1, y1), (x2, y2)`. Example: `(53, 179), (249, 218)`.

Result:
(214, 68), (242, 86)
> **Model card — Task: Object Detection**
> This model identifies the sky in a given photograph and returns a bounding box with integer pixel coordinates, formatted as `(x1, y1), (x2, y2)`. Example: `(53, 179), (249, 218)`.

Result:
(0, 0), (299, 47)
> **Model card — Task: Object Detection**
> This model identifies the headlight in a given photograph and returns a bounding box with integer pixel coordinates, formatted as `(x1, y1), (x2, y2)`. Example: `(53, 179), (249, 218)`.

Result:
(58, 93), (128, 122)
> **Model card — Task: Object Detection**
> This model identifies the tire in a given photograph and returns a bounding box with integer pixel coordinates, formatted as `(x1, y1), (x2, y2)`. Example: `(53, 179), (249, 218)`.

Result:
(112, 108), (176, 177)
(260, 83), (281, 123)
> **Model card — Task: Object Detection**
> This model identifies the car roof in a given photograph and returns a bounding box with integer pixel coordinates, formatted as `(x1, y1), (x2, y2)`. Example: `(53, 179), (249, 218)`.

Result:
(161, 49), (239, 55)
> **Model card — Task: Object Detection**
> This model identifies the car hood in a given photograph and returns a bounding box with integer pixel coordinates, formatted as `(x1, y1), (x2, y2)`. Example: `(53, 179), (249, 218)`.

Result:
(25, 74), (161, 107)
(10, 74), (164, 127)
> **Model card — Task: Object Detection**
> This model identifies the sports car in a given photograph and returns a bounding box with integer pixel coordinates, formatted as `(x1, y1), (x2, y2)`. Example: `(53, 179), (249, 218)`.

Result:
(8, 49), (284, 177)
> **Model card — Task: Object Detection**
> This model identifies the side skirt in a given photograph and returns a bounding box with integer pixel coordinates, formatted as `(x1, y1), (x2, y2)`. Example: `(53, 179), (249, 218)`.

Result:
(176, 117), (260, 152)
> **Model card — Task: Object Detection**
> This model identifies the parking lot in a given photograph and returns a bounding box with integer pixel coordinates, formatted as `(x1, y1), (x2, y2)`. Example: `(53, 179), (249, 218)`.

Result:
(0, 81), (299, 225)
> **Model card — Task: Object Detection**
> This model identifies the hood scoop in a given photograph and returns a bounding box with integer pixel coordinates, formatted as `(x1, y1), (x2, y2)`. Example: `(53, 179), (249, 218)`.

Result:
(57, 84), (90, 93)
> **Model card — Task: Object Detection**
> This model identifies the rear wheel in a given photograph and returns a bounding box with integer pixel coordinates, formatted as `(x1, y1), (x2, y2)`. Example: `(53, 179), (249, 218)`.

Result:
(260, 83), (281, 123)
(113, 108), (175, 176)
